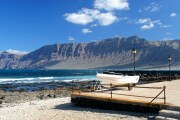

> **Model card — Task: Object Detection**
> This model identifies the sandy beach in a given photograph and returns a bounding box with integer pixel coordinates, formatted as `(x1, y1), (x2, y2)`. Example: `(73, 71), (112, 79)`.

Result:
(0, 97), (148, 120)
(1, 79), (180, 120)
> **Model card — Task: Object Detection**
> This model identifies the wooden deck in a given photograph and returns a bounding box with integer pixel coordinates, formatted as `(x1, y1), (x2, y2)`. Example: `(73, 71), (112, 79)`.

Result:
(71, 80), (180, 113)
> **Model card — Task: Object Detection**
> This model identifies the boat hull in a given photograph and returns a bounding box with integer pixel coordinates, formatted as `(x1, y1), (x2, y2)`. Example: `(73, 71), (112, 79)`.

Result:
(96, 73), (139, 85)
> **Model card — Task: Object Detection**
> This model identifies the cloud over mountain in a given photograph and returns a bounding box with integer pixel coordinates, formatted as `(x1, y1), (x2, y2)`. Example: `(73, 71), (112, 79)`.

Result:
(68, 36), (75, 41)
(5, 49), (29, 55)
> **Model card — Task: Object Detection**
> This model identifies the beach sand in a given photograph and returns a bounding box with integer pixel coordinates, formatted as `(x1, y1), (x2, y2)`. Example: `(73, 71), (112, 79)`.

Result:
(0, 97), (147, 120)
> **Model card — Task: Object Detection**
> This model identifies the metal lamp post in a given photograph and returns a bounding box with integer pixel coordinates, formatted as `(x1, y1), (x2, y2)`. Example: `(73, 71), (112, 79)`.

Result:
(168, 56), (172, 81)
(132, 48), (136, 75)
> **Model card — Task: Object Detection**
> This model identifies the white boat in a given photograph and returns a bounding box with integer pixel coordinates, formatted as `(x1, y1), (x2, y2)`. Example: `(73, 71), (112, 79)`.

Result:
(96, 72), (139, 85)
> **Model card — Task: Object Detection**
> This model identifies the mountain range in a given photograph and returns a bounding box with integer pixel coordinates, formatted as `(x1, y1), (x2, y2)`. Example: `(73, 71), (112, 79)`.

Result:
(0, 36), (180, 70)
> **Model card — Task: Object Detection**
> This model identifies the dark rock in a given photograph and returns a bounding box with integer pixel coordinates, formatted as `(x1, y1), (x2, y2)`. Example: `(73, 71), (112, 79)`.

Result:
(53, 94), (56, 98)
(38, 95), (45, 100)
(0, 95), (5, 99)
(47, 94), (52, 98)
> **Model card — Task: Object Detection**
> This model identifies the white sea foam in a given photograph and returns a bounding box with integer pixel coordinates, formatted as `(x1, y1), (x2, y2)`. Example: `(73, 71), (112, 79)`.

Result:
(62, 78), (96, 82)
(0, 78), (35, 81)
(37, 77), (54, 80)
(0, 76), (96, 84)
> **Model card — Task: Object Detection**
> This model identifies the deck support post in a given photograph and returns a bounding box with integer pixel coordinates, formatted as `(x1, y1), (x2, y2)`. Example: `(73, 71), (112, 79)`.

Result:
(164, 86), (166, 104)
(110, 83), (112, 98)
(72, 80), (74, 93)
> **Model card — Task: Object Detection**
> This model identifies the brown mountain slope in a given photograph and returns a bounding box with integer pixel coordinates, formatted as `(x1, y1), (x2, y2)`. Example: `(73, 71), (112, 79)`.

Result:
(0, 36), (180, 69)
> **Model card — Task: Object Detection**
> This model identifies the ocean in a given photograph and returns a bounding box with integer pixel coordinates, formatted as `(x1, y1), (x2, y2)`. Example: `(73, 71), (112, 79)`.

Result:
(1, 69), (180, 84)
(0, 69), (97, 84)
(0, 69), (179, 91)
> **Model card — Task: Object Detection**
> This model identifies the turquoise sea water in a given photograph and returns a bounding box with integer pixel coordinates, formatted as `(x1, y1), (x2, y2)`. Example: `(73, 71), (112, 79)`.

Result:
(0, 69), (180, 91)
(1, 69), (180, 85)
(0, 70), (97, 84)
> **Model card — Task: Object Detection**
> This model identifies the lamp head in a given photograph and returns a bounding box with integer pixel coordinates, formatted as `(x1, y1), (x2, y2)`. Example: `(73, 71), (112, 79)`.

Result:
(132, 48), (136, 54)
(168, 56), (172, 61)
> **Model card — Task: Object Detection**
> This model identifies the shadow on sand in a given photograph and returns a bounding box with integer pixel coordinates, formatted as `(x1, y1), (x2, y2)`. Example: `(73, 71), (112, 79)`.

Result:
(54, 102), (153, 119)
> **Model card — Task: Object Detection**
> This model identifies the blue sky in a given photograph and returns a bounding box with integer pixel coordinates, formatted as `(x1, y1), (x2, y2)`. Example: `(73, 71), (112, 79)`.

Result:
(0, 0), (179, 53)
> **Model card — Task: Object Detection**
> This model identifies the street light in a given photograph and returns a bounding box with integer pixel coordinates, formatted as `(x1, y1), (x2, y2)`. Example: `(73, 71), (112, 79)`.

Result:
(132, 48), (136, 75)
(168, 56), (172, 81)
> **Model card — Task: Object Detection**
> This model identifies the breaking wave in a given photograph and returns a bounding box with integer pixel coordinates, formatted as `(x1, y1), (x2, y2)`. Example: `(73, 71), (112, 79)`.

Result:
(0, 76), (96, 84)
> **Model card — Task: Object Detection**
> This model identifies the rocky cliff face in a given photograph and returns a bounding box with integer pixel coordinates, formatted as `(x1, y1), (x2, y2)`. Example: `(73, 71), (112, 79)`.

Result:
(0, 36), (180, 69)
(0, 51), (22, 69)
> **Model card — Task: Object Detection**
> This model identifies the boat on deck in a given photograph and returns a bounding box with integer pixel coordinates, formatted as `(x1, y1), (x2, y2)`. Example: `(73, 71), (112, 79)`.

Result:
(96, 72), (139, 90)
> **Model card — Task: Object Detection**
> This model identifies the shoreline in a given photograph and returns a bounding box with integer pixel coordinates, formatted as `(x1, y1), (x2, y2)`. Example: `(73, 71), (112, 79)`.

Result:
(0, 87), (71, 107)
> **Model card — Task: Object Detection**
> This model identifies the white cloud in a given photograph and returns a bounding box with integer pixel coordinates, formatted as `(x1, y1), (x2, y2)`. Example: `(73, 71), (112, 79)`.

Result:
(94, 0), (129, 11)
(136, 18), (151, 24)
(126, 18), (137, 24)
(91, 24), (97, 27)
(160, 25), (173, 28)
(170, 13), (176, 17)
(82, 28), (92, 34)
(141, 23), (154, 30)
(64, 8), (118, 26)
(163, 38), (174, 40)
(64, 0), (129, 26)
(95, 12), (118, 26)
(119, 17), (129, 21)
(136, 18), (156, 30)
(156, 21), (173, 28)
(152, 20), (161, 24)
(6, 49), (29, 55)
(68, 36), (75, 41)
(139, 2), (161, 12)
(64, 13), (93, 25)
(136, 18), (172, 30)
(64, 8), (99, 25)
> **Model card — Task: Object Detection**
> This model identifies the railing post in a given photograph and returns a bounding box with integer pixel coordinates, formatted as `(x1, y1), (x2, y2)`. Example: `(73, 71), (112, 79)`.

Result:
(164, 86), (166, 104)
(110, 83), (112, 98)
(72, 80), (74, 93)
